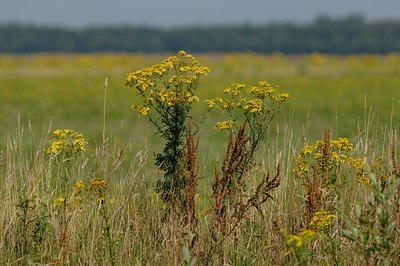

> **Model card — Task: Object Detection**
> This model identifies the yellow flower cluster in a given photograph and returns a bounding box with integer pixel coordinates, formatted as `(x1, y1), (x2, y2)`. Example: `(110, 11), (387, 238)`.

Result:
(292, 137), (356, 182)
(214, 120), (235, 131)
(238, 98), (263, 113)
(206, 80), (289, 131)
(280, 229), (316, 248)
(88, 178), (108, 204)
(308, 210), (336, 231)
(293, 136), (369, 192)
(45, 129), (87, 156)
(52, 196), (66, 208)
(221, 100), (235, 111)
(52, 196), (66, 216)
(349, 158), (370, 185)
(74, 180), (85, 194)
(312, 139), (353, 163)
(206, 81), (288, 114)
(247, 81), (275, 98)
(126, 51), (209, 116)
(272, 93), (289, 103)
(131, 105), (151, 116)
(70, 180), (85, 207)
(157, 89), (200, 107)
(224, 83), (245, 98)
(205, 97), (223, 108)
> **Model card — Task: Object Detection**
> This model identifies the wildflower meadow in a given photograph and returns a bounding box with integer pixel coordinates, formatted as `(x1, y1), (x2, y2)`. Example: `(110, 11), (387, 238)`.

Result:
(0, 52), (399, 265)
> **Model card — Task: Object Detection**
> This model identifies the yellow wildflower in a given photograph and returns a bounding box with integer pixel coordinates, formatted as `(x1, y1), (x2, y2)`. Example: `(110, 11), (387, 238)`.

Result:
(45, 129), (87, 156)
(308, 210), (336, 231)
(349, 158), (370, 185)
(205, 97), (223, 108)
(178, 50), (187, 57)
(241, 99), (263, 114)
(272, 93), (289, 103)
(293, 134), (366, 192)
(247, 84), (275, 99)
(126, 51), (209, 119)
(46, 140), (65, 155)
(221, 100), (235, 110)
(185, 75), (198, 84)
(214, 120), (236, 131)
(89, 177), (108, 204)
(335, 138), (354, 151)
(131, 105), (151, 116)
(194, 66), (210, 76)
(96, 196), (107, 204)
(179, 66), (191, 72)
(74, 181), (85, 194)
(51, 196), (66, 216)
(280, 229), (316, 248)
(223, 83), (245, 98)
(187, 95), (200, 103)
(52, 197), (66, 209)
(89, 178), (107, 190)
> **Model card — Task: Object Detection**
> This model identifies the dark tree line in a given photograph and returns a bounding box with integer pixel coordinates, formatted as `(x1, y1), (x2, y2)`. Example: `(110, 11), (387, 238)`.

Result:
(1, 15), (400, 54)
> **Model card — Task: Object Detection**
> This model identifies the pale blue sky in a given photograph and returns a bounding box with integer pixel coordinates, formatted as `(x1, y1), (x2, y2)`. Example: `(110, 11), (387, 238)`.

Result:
(1, 0), (399, 28)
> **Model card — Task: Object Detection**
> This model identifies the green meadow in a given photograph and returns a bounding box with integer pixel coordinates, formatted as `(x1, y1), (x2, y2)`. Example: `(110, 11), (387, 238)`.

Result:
(1, 53), (399, 146)
(0, 53), (399, 265)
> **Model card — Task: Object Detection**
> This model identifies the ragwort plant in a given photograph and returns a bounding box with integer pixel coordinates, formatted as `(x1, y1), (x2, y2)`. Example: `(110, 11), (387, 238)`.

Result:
(292, 129), (368, 223)
(45, 129), (87, 263)
(46, 129), (87, 193)
(125, 51), (209, 215)
(291, 129), (369, 264)
(205, 81), (287, 263)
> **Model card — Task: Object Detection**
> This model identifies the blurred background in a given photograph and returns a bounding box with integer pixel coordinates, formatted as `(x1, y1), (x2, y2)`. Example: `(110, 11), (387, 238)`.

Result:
(1, 0), (400, 53)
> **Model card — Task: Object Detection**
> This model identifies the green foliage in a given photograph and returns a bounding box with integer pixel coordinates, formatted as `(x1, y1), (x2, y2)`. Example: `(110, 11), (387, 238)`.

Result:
(15, 193), (50, 264)
(15, 194), (33, 259)
(342, 170), (400, 264)
(31, 202), (49, 256)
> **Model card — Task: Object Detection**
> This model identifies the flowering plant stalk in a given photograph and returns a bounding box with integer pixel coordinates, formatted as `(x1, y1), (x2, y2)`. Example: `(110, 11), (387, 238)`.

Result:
(46, 129), (87, 192)
(125, 51), (209, 213)
(45, 129), (87, 263)
(205, 81), (287, 263)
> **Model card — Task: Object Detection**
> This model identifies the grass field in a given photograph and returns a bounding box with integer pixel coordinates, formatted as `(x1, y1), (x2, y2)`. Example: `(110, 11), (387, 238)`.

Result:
(1, 53), (399, 145)
(0, 52), (399, 265)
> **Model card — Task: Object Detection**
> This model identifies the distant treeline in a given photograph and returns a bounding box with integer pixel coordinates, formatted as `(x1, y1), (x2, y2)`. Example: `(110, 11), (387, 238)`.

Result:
(1, 15), (400, 54)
